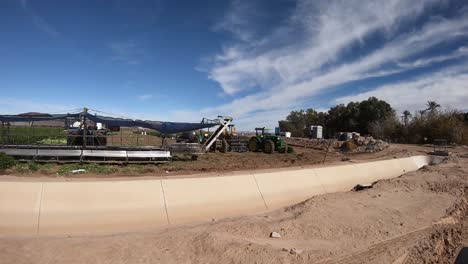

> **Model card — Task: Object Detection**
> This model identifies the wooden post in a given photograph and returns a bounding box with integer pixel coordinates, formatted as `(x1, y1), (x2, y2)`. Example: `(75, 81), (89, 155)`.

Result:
(322, 139), (334, 164)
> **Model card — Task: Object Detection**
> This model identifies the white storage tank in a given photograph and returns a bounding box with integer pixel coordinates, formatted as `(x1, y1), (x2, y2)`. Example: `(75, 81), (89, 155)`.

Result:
(284, 132), (291, 138)
(310, 126), (323, 139)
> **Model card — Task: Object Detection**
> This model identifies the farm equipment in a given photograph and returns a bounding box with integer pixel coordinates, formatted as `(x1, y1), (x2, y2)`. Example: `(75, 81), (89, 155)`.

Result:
(170, 116), (234, 154)
(67, 127), (109, 146)
(176, 131), (206, 144)
(175, 119), (250, 153)
(201, 116), (233, 152)
(0, 108), (223, 163)
(248, 127), (288, 154)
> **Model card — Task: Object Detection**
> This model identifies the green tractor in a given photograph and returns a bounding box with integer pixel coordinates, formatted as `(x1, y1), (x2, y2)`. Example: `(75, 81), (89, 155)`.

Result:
(248, 127), (288, 154)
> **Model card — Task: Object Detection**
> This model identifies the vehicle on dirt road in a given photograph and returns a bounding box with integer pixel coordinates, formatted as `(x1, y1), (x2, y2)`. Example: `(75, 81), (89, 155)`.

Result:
(248, 127), (288, 154)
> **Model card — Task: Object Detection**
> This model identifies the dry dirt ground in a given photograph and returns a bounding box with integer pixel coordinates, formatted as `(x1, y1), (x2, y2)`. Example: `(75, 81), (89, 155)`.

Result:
(0, 148), (467, 263)
(3, 143), (434, 178)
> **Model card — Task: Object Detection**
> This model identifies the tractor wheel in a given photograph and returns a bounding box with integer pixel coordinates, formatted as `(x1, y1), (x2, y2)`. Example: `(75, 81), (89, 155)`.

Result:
(248, 137), (258, 152)
(278, 146), (287, 153)
(220, 139), (229, 153)
(264, 140), (275, 154)
(209, 141), (217, 152)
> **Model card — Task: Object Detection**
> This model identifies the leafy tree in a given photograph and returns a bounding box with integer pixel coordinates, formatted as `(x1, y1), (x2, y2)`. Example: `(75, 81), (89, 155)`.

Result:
(278, 98), (466, 144)
(284, 110), (307, 137)
(278, 120), (299, 136)
(357, 97), (394, 134)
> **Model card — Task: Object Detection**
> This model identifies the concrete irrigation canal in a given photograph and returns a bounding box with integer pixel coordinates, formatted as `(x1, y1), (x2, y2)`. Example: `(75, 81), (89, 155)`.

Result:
(0, 155), (442, 237)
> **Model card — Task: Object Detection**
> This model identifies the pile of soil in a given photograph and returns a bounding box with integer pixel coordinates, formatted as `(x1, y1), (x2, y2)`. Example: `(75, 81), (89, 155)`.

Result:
(342, 136), (389, 153)
(287, 136), (389, 154)
(285, 138), (342, 151)
(355, 136), (389, 153)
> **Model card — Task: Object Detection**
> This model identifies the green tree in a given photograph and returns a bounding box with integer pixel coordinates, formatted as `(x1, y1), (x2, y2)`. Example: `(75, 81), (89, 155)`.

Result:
(284, 110), (307, 137)
(357, 97), (394, 134)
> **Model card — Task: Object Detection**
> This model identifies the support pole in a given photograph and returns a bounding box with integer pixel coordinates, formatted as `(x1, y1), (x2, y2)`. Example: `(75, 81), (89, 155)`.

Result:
(1, 122), (4, 147)
(7, 123), (10, 145)
(136, 130), (139, 146)
(82, 108), (88, 149)
(32, 122), (35, 145)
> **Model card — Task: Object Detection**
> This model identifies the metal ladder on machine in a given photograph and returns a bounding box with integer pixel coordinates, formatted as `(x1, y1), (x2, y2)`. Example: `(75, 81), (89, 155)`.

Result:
(201, 116), (233, 152)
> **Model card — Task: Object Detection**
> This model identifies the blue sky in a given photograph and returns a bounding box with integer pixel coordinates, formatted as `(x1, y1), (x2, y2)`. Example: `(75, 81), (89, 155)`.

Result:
(0, 0), (467, 130)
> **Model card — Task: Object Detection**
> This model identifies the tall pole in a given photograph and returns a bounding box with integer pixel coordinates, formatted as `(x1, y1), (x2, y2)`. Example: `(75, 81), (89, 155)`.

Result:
(136, 129), (139, 146)
(0, 122), (3, 146)
(7, 123), (10, 145)
(82, 108), (88, 148)
(31, 121), (35, 146)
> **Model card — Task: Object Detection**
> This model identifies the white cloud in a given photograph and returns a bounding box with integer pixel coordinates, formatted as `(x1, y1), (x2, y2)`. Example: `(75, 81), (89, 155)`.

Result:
(334, 64), (468, 113)
(197, 0), (468, 130)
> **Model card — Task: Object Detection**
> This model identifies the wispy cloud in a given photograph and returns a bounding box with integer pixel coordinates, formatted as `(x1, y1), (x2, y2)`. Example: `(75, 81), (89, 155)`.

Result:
(335, 63), (468, 113)
(0, 98), (78, 114)
(195, 0), (468, 129)
(19, 0), (59, 37)
(137, 94), (154, 101)
(109, 40), (145, 65)
(213, 0), (259, 41)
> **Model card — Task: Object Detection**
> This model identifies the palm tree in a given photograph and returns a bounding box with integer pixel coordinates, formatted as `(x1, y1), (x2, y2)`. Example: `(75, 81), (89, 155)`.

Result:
(425, 101), (440, 114)
(402, 110), (412, 126)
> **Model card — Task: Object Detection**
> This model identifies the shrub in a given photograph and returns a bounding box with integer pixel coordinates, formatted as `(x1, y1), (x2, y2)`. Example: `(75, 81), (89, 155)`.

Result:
(341, 140), (358, 152)
(28, 162), (40, 172)
(0, 153), (16, 170)
(287, 146), (294, 153)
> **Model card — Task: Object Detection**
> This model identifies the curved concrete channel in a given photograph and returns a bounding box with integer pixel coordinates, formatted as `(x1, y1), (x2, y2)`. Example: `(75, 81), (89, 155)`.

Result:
(0, 155), (441, 237)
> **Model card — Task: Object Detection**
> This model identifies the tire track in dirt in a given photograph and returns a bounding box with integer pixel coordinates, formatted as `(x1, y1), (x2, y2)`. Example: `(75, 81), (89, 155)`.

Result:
(316, 227), (431, 264)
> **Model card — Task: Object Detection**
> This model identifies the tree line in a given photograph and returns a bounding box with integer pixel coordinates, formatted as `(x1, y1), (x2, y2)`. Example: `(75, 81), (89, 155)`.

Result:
(279, 97), (468, 144)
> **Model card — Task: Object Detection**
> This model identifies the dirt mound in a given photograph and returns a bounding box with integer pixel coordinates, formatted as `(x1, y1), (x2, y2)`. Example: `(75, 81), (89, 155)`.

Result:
(285, 138), (341, 151)
(341, 136), (389, 153)
(286, 136), (389, 153)
(405, 196), (467, 264)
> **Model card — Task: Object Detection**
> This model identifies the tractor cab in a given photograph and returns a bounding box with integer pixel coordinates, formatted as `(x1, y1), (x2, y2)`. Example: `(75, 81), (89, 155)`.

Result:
(249, 127), (288, 154)
(254, 127), (270, 137)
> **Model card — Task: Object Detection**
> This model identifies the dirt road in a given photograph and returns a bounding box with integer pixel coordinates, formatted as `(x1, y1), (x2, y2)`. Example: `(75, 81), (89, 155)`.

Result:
(0, 150), (466, 263)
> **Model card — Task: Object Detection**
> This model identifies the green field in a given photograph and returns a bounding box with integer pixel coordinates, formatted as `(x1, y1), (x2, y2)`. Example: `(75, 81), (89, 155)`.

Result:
(0, 126), (67, 145)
